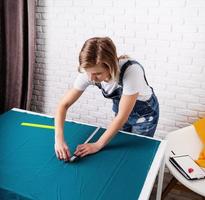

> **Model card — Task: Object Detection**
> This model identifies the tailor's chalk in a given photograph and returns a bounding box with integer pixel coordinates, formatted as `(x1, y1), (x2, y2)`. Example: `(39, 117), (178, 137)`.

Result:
(69, 126), (101, 163)
(69, 154), (79, 162)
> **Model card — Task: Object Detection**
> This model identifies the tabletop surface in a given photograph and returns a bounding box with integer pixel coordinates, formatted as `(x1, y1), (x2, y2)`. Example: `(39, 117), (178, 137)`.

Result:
(0, 109), (163, 200)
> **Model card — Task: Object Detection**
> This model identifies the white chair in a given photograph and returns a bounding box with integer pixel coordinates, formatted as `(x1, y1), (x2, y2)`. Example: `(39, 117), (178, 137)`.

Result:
(162, 124), (205, 199)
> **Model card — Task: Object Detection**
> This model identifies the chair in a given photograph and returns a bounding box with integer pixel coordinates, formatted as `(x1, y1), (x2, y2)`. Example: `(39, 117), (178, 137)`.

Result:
(162, 123), (205, 199)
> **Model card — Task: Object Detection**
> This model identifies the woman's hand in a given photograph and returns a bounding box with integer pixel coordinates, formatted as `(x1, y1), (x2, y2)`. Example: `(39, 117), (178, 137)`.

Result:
(54, 138), (71, 161)
(74, 142), (103, 158)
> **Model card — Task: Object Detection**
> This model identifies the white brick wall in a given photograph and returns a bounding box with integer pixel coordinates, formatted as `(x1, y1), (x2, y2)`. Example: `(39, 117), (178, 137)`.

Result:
(32, 0), (205, 139)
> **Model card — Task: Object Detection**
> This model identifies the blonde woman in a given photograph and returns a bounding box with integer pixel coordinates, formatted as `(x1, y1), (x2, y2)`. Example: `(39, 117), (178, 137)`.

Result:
(54, 37), (159, 161)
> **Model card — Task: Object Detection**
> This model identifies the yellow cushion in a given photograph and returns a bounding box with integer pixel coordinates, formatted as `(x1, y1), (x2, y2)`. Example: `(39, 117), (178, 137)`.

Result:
(193, 118), (205, 168)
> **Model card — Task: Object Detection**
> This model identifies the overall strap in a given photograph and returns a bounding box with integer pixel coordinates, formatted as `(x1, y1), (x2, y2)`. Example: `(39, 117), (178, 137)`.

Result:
(95, 60), (138, 89)
(95, 82), (102, 89)
(119, 60), (151, 88)
(95, 60), (153, 93)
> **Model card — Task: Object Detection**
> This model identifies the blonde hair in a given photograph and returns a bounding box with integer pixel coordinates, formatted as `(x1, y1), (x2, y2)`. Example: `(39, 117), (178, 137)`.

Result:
(78, 37), (120, 81)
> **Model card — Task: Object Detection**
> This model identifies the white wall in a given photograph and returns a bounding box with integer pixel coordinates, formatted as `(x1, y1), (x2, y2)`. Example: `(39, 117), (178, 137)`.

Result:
(32, 0), (205, 138)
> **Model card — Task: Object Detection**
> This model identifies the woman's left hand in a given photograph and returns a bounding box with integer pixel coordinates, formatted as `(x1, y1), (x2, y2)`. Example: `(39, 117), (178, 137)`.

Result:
(74, 142), (102, 157)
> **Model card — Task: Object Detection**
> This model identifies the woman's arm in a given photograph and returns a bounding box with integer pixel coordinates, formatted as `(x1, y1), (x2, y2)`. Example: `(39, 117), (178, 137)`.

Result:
(74, 93), (138, 157)
(97, 93), (138, 147)
(55, 88), (84, 161)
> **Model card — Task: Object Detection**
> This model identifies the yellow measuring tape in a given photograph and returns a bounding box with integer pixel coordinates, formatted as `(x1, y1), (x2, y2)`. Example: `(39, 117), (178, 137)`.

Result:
(21, 122), (55, 130)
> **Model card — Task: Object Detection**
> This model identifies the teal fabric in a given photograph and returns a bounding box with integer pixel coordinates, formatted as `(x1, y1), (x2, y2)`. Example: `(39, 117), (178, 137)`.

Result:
(0, 110), (160, 200)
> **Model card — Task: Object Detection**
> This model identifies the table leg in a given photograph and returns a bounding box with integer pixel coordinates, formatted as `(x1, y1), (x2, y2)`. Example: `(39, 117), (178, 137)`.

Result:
(156, 156), (165, 200)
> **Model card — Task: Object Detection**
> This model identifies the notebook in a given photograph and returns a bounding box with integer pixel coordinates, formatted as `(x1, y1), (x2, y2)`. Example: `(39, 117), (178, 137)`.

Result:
(169, 154), (205, 180)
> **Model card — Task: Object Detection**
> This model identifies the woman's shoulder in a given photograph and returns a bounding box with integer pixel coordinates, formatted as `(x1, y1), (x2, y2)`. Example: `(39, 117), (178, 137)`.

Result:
(119, 58), (143, 74)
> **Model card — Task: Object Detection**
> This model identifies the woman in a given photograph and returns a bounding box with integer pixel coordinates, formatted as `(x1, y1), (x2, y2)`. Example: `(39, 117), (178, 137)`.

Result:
(54, 37), (159, 161)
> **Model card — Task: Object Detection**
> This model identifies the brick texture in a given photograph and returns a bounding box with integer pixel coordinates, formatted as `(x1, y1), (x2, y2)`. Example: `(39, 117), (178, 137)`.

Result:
(32, 0), (205, 138)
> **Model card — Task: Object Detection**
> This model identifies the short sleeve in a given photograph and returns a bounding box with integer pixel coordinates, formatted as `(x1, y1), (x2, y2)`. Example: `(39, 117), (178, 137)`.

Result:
(73, 73), (91, 91)
(122, 64), (151, 96)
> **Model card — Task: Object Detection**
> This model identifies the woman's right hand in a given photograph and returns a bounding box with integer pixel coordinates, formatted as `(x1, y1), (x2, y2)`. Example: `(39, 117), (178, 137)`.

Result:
(54, 138), (71, 161)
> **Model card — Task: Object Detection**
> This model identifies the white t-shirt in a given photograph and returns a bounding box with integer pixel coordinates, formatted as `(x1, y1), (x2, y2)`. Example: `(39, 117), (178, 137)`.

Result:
(73, 59), (152, 101)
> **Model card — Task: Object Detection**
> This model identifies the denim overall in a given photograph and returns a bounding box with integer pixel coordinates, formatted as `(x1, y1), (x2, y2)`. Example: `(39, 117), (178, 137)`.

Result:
(95, 60), (159, 137)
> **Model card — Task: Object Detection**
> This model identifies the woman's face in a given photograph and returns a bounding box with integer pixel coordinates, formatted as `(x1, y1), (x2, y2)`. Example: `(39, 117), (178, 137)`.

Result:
(85, 64), (111, 83)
